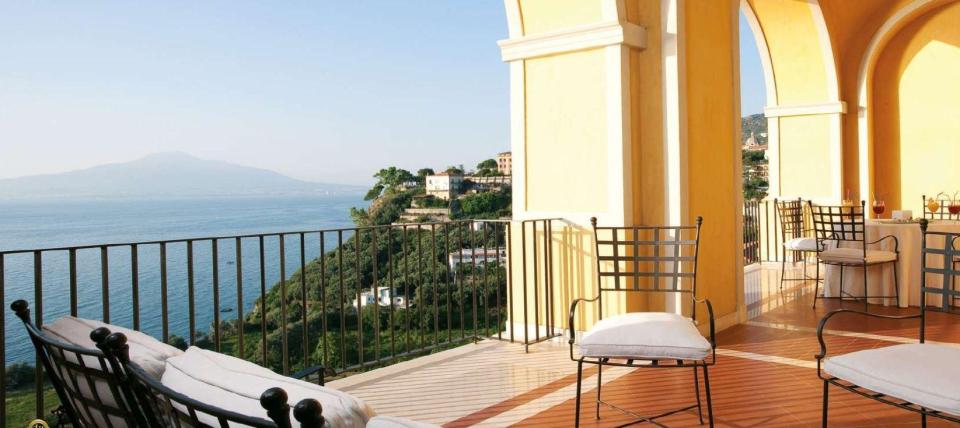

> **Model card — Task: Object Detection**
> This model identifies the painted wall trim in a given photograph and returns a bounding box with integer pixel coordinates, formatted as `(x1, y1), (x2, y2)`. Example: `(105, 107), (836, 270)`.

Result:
(498, 21), (647, 62)
(764, 101), (846, 117)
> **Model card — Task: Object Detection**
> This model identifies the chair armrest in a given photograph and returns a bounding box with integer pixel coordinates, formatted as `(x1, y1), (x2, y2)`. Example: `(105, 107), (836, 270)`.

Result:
(814, 309), (920, 363)
(691, 297), (716, 350)
(568, 296), (600, 360)
(866, 234), (899, 253)
(290, 365), (336, 386)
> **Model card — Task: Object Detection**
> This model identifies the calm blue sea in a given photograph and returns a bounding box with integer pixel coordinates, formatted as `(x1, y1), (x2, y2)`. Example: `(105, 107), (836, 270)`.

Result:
(0, 195), (363, 364)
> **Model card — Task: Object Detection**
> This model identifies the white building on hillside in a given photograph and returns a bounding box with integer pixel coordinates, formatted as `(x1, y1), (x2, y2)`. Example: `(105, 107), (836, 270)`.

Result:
(352, 287), (406, 309)
(425, 172), (463, 200)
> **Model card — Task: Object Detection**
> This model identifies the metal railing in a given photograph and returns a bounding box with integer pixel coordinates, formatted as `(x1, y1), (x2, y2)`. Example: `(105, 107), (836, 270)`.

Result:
(0, 218), (557, 424)
(743, 199), (801, 265)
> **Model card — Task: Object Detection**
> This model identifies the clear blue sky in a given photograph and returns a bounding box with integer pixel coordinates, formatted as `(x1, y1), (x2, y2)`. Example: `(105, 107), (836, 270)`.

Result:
(0, 3), (765, 185)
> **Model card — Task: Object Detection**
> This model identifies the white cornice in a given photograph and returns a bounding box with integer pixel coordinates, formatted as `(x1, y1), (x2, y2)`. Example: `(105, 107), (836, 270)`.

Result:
(498, 21), (646, 62)
(764, 101), (847, 118)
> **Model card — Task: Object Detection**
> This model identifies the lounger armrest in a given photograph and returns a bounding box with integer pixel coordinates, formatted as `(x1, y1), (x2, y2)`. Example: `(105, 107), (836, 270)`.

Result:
(290, 365), (336, 386)
(692, 296), (716, 350)
(814, 309), (920, 374)
(568, 296), (600, 360)
(867, 234), (899, 253)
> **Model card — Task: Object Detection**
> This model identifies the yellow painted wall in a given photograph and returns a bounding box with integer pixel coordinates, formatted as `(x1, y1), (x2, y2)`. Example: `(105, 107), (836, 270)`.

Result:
(518, 0), (604, 35)
(872, 2), (960, 214)
(778, 115), (833, 198)
(684, 0), (741, 319)
(748, 0), (830, 103)
(523, 49), (609, 213)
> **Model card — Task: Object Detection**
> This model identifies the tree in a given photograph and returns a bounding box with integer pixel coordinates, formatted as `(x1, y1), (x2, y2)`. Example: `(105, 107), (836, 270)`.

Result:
(364, 167), (416, 201)
(476, 159), (497, 170)
(417, 168), (435, 178)
(445, 166), (464, 175)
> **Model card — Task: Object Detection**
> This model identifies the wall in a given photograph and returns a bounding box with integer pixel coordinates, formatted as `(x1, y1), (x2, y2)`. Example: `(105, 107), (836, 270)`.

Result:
(872, 2), (960, 213)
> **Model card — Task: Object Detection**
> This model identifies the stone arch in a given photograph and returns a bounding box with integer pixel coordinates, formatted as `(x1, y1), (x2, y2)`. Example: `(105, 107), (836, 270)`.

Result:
(855, 0), (959, 204)
(742, 0), (843, 201)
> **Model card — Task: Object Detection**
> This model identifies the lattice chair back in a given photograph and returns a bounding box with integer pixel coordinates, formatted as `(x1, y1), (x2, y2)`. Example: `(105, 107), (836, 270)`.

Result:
(919, 219), (960, 342)
(9, 300), (144, 427)
(809, 201), (867, 256)
(922, 194), (960, 220)
(776, 198), (808, 242)
(590, 216), (702, 320)
(100, 331), (326, 428)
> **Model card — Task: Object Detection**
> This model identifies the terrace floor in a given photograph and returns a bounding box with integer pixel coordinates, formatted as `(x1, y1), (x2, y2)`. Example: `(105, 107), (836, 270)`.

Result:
(328, 264), (960, 427)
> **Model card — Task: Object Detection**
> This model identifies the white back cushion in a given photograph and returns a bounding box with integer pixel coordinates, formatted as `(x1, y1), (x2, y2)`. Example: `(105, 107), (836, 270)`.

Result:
(162, 347), (375, 428)
(42, 316), (182, 379)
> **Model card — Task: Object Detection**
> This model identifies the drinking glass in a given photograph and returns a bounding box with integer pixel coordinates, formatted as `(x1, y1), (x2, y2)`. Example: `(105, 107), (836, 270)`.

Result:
(872, 200), (885, 216)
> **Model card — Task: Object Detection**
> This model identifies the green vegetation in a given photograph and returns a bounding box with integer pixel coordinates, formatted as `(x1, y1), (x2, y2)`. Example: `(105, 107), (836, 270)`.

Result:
(741, 114), (769, 201)
(474, 158), (501, 177)
(743, 150), (769, 201)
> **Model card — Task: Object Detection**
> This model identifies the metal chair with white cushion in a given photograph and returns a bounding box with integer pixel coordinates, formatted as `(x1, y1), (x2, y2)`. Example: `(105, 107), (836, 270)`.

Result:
(816, 219), (960, 426)
(776, 198), (820, 289)
(568, 217), (716, 427)
(809, 201), (900, 310)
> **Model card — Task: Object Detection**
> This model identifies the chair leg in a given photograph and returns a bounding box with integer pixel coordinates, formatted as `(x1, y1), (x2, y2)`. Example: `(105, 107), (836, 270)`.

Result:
(703, 366), (714, 427)
(803, 254), (808, 281)
(595, 359), (602, 420)
(575, 360), (583, 428)
(813, 258), (821, 309)
(893, 261), (901, 307)
(863, 263), (869, 312)
(839, 266), (845, 301)
(822, 380), (829, 427)
(780, 254), (787, 289)
(693, 366), (704, 425)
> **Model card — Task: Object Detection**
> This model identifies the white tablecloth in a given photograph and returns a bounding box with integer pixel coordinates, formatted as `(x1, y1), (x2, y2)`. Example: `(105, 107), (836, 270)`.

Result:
(823, 220), (960, 307)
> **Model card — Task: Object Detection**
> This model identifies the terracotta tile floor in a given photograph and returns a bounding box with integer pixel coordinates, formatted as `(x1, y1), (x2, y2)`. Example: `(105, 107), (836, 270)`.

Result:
(332, 265), (958, 427)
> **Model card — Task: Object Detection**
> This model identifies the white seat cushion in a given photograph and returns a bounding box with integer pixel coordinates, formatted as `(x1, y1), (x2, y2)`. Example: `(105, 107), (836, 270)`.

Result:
(579, 312), (711, 360)
(819, 247), (897, 264)
(825, 344), (960, 416)
(366, 416), (439, 428)
(784, 237), (817, 251)
(162, 347), (375, 428)
(42, 316), (182, 379)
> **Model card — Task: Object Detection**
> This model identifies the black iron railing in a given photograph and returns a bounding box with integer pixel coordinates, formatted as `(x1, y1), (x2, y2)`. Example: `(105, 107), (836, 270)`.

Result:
(0, 218), (558, 424)
(743, 199), (802, 265)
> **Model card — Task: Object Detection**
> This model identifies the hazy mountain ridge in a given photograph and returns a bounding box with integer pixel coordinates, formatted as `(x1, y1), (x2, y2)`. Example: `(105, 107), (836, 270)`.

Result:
(0, 152), (364, 199)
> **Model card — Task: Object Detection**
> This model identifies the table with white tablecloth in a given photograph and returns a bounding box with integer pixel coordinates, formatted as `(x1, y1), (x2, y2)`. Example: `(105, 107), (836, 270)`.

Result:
(823, 220), (960, 308)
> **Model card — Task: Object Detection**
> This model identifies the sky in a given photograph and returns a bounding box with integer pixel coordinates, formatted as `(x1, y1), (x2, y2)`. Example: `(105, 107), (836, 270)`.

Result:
(0, 3), (766, 185)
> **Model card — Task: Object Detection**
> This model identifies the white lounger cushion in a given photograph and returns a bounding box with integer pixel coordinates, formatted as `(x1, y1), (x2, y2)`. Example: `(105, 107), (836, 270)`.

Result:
(162, 347), (375, 428)
(825, 344), (960, 416)
(579, 312), (711, 360)
(366, 416), (440, 428)
(819, 247), (897, 264)
(784, 237), (817, 251)
(42, 315), (182, 379)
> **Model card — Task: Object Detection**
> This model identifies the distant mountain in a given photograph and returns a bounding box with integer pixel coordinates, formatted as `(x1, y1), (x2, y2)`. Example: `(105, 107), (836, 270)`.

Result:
(0, 152), (365, 200)
(741, 113), (767, 145)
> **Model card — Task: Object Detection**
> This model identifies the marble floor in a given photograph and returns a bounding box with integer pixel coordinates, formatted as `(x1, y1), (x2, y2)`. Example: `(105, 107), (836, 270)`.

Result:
(328, 263), (959, 427)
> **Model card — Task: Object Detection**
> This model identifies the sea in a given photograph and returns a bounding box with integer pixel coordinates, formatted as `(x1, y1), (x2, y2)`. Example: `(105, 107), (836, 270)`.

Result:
(0, 195), (363, 365)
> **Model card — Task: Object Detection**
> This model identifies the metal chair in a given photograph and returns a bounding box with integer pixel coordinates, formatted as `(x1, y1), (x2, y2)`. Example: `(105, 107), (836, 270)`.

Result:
(922, 194), (960, 220)
(10, 300), (146, 427)
(816, 219), (960, 426)
(775, 198), (820, 289)
(568, 217), (716, 427)
(97, 331), (325, 428)
(809, 201), (900, 310)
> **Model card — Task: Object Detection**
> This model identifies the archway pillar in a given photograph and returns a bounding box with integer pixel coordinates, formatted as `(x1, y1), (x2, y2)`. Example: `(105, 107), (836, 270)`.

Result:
(500, 0), (744, 339)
